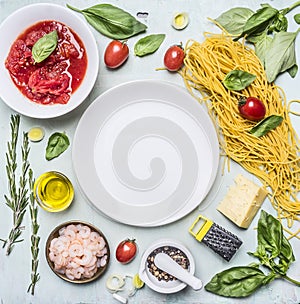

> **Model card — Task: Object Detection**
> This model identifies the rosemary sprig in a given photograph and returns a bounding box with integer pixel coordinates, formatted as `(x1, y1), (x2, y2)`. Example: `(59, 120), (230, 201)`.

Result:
(1, 115), (30, 255)
(27, 169), (40, 295)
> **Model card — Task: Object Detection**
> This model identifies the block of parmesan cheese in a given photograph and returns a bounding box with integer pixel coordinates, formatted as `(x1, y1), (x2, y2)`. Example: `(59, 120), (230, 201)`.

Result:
(217, 174), (268, 228)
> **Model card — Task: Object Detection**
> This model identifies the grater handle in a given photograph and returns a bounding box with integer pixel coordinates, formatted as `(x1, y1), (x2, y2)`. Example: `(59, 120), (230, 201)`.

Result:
(154, 253), (203, 290)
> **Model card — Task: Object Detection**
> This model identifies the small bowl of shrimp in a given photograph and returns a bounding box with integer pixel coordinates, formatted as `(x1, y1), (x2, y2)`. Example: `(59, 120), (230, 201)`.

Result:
(45, 220), (110, 283)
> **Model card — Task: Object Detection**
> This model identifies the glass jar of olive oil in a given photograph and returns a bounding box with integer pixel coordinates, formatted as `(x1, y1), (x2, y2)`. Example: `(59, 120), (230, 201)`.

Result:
(34, 171), (74, 212)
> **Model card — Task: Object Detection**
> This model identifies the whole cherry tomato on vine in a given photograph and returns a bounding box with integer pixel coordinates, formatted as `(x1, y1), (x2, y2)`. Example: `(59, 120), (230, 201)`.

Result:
(163, 44), (185, 72)
(238, 96), (266, 121)
(115, 239), (137, 264)
(104, 40), (129, 69)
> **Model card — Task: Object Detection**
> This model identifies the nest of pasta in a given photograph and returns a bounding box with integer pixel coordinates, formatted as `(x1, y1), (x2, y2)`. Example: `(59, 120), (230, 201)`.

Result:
(181, 32), (300, 238)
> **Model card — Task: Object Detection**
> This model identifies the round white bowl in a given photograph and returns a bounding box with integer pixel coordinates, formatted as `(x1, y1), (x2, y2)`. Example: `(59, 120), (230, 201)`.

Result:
(0, 3), (99, 119)
(139, 239), (196, 294)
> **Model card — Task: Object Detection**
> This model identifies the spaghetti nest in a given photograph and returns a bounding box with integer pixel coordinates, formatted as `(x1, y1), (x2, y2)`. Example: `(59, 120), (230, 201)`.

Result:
(181, 33), (300, 238)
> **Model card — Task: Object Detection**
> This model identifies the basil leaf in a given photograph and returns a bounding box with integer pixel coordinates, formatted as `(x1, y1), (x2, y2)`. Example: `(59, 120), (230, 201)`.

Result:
(252, 211), (295, 276)
(235, 6), (278, 41)
(276, 235), (295, 274)
(255, 32), (272, 66)
(287, 64), (298, 78)
(134, 34), (165, 57)
(223, 70), (256, 91)
(294, 13), (300, 24)
(260, 3), (272, 9)
(256, 210), (282, 258)
(250, 115), (283, 137)
(45, 132), (70, 161)
(265, 30), (299, 83)
(246, 31), (267, 44)
(205, 266), (269, 297)
(281, 235), (295, 264)
(270, 13), (288, 32)
(32, 30), (58, 63)
(215, 7), (254, 35)
(67, 4), (147, 39)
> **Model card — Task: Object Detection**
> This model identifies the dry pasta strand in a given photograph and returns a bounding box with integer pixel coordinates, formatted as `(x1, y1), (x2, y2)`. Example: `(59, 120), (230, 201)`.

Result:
(181, 33), (300, 238)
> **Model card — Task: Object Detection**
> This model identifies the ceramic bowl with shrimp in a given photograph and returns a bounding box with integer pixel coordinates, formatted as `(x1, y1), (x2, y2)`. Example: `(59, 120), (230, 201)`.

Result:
(45, 220), (110, 283)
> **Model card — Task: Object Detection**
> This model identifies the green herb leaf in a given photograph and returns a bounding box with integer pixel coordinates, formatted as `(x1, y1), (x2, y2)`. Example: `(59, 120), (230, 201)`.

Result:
(45, 132), (70, 161)
(206, 210), (300, 298)
(223, 70), (256, 91)
(265, 30), (299, 82)
(32, 30), (58, 63)
(249, 115), (283, 137)
(249, 211), (295, 277)
(215, 7), (254, 35)
(257, 210), (282, 258)
(276, 235), (295, 274)
(67, 4), (147, 39)
(269, 13), (288, 32)
(294, 13), (300, 24)
(239, 6), (278, 38)
(134, 34), (165, 57)
(205, 266), (269, 297)
(255, 32), (273, 66)
(287, 64), (298, 78)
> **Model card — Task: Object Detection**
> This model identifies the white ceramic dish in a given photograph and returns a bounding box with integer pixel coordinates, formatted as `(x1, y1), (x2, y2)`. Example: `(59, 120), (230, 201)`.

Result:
(72, 80), (219, 226)
(138, 238), (196, 294)
(0, 3), (98, 119)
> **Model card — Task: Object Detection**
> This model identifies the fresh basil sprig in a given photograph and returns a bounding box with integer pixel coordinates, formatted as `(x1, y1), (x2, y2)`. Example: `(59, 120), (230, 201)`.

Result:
(222, 70), (256, 91)
(234, 6), (278, 41)
(45, 132), (70, 161)
(213, 1), (300, 82)
(134, 34), (165, 57)
(32, 30), (58, 63)
(249, 115), (283, 137)
(67, 3), (147, 39)
(205, 266), (275, 297)
(205, 210), (300, 298)
(265, 30), (299, 82)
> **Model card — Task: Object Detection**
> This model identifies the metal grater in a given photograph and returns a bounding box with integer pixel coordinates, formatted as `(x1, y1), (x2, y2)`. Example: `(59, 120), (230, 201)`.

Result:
(189, 215), (243, 261)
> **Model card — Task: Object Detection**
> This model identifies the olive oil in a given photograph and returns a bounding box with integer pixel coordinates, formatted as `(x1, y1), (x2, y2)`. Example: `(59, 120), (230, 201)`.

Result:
(34, 171), (74, 212)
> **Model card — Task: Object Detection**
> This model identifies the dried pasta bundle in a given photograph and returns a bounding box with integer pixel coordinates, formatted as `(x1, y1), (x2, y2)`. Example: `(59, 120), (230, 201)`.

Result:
(181, 33), (300, 238)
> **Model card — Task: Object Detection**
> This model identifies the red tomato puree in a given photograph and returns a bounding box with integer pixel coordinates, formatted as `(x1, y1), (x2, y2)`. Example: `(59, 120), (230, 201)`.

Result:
(5, 20), (88, 105)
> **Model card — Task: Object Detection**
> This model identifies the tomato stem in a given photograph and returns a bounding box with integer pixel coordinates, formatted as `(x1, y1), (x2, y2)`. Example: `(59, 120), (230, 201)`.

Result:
(238, 96), (247, 106)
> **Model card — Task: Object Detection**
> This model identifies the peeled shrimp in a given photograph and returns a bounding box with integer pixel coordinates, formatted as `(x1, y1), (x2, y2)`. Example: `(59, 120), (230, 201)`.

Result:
(78, 225), (91, 239)
(68, 241), (84, 257)
(48, 224), (108, 280)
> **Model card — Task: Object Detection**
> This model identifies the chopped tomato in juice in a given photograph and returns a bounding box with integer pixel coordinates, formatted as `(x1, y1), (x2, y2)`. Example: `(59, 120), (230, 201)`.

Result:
(5, 20), (87, 105)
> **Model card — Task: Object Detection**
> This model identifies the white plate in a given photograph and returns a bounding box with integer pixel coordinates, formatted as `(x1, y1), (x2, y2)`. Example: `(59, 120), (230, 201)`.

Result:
(0, 3), (98, 119)
(138, 238), (196, 294)
(72, 80), (219, 226)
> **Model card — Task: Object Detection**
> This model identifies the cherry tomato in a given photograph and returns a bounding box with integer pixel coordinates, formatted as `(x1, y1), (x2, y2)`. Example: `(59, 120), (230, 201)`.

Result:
(163, 44), (185, 72)
(238, 97), (266, 121)
(116, 239), (137, 264)
(104, 40), (129, 69)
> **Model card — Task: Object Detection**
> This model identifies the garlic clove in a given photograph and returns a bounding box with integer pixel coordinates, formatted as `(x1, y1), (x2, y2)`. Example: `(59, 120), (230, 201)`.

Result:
(28, 126), (45, 142)
(172, 12), (189, 30)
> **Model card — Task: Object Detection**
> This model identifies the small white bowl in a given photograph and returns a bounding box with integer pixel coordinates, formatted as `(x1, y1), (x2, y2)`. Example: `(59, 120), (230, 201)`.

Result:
(0, 3), (99, 119)
(138, 239), (195, 294)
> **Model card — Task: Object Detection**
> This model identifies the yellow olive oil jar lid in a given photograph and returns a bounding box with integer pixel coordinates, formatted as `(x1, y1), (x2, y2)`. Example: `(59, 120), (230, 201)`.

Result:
(34, 171), (74, 212)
